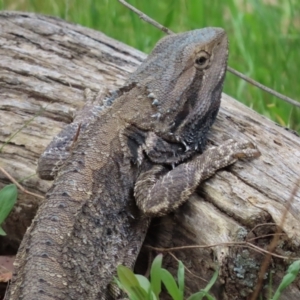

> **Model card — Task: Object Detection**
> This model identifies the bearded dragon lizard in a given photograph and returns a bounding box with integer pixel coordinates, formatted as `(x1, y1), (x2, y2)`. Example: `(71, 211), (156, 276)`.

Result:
(6, 28), (260, 299)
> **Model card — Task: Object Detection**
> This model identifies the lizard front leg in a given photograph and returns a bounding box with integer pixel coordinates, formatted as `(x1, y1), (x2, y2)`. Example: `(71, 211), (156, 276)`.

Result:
(135, 140), (260, 217)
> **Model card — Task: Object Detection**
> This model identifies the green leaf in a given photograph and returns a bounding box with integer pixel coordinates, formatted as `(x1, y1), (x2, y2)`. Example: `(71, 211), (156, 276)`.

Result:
(160, 268), (181, 300)
(187, 290), (207, 300)
(187, 268), (218, 300)
(187, 290), (216, 300)
(287, 260), (300, 276)
(135, 274), (151, 291)
(177, 260), (185, 297)
(203, 268), (219, 292)
(117, 265), (140, 287)
(150, 254), (163, 297)
(0, 184), (18, 235)
(116, 265), (148, 300)
(0, 226), (6, 236)
(135, 274), (157, 300)
(272, 260), (300, 300)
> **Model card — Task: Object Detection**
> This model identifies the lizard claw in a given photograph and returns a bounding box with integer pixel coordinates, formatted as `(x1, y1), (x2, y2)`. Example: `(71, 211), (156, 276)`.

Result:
(202, 140), (261, 171)
(232, 140), (261, 159)
(213, 139), (261, 160)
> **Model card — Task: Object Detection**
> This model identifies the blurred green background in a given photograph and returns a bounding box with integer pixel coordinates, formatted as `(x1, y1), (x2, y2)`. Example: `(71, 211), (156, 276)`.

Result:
(1, 0), (300, 131)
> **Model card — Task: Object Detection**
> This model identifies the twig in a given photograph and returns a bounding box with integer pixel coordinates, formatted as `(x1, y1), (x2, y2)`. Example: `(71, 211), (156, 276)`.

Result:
(118, 0), (300, 108)
(227, 66), (300, 108)
(168, 252), (208, 282)
(249, 178), (300, 300)
(0, 105), (47, 153)
(247, 232), (286, 243)
(146, 239), (298, 260)
(118, 0), (172, 35)
(247, 222), (277, 237)
(0, 167), (44, 199)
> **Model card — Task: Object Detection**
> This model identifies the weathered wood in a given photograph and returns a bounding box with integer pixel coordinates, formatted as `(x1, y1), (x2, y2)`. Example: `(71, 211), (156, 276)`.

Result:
(0, 11), (300, 299)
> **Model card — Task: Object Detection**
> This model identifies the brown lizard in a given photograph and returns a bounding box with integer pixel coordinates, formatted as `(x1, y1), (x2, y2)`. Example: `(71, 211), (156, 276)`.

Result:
(5, 28), (260, 299)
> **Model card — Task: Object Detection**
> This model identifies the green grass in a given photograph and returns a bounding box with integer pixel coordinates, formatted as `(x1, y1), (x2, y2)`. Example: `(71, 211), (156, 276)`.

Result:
(115, 254), (300, 299)
(1, 0), (300, 131)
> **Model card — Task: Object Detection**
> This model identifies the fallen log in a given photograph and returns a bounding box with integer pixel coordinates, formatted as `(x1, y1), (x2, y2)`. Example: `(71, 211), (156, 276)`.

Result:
(0, 11), (300, 299)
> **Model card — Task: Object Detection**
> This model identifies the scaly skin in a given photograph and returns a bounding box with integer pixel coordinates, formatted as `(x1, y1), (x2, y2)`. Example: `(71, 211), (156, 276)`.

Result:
(6, 28), (260, 300)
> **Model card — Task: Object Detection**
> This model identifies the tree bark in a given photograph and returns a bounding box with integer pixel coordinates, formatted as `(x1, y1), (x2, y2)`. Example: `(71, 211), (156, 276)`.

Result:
(0, 11), (300, 299)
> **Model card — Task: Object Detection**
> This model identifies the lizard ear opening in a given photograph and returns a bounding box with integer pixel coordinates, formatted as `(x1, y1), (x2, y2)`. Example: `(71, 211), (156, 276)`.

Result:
(194, 51), (211, 70)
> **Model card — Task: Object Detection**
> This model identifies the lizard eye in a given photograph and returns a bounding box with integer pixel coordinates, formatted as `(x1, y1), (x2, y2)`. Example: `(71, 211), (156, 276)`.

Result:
(195, 51), (210, 70)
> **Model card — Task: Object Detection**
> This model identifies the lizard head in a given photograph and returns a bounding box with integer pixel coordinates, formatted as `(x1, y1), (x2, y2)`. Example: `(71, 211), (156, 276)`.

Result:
(125, 28), (228, 153)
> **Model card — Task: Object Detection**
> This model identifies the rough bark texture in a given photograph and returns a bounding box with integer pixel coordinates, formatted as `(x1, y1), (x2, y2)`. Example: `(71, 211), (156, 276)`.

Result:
(0, 12), (300, 299)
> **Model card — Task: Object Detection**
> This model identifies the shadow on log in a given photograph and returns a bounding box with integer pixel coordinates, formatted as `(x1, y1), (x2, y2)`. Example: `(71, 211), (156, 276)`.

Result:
(0, 11), (300, 299)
